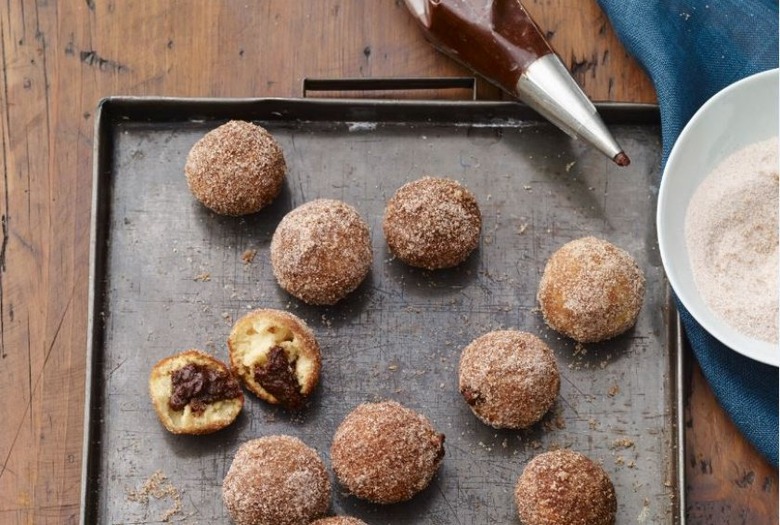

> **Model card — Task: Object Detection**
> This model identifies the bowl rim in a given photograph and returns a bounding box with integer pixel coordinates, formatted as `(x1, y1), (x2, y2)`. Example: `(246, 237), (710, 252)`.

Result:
(657, 68), (779, 367)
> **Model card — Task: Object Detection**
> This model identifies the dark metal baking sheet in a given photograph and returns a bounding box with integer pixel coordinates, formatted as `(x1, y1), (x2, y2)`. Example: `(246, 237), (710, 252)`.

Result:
(82, 92), (682, 524)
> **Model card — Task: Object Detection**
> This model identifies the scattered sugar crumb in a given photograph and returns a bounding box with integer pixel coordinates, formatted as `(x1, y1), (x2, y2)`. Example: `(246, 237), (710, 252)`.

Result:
(193, 272), (211, 282)
(542, 409), (567, 431)
(637, 498), (651, 523)
(126, 470), (182, 522)
(611, 437), (635, 449)
(241, 248), (257, 264)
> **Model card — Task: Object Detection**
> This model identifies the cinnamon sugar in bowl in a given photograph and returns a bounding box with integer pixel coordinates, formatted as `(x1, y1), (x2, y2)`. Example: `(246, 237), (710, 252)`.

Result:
(657, 68), (779, 366)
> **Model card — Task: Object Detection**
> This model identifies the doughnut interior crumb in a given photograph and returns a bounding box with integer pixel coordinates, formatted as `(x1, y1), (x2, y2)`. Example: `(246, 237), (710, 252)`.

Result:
(228, 309), (321, 410)
(148, 349), (243, 435)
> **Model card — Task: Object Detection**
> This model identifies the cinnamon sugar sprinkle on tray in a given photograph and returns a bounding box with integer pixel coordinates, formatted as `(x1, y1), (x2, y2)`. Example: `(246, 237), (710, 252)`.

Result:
(126, 470), (183, 522)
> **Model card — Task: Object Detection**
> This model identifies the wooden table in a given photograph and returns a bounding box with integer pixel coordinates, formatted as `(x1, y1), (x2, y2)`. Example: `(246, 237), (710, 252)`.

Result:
(0, 1), (776, 523)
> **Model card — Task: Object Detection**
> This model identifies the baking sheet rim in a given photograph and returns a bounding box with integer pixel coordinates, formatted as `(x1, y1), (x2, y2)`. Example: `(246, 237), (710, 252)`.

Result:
(80, 95), (683, 525)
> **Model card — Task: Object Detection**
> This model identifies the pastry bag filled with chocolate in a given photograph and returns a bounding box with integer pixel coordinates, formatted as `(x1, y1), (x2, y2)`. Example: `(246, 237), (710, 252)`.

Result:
(405, 0), (630, 166)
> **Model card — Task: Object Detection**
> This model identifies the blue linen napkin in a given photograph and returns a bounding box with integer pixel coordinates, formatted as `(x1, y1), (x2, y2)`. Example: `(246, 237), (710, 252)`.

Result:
(596, 0), (779, 466)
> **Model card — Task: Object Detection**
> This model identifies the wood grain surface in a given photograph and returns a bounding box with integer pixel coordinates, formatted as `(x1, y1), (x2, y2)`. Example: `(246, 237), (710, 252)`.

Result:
(0, 1), (775, 524)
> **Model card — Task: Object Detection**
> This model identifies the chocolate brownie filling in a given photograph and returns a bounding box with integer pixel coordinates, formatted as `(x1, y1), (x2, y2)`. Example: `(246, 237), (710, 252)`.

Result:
(253, 346), (304, 410)
(169, 362), (242, 413)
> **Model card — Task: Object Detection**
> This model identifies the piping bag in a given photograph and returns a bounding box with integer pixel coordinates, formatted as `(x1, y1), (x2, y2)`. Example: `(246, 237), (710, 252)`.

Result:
(404, 0), (630, 166)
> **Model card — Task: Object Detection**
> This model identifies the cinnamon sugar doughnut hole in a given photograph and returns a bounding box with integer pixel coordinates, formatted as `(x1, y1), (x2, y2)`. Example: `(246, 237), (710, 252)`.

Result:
(271, 199), (372, 305)
(537, 236), (645, 343)
(311, 518), (368, 525)
(515, 449), (617, 525)
(458, 330), (560, 429)
(222, 435), (330, 525)
(383, 176), (481, 270)
(330, 400), (445, 504)
(185, 120), (286, 216)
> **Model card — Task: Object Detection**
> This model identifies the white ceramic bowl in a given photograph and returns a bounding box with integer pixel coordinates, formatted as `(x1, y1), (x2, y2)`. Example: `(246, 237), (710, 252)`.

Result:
(657, 68), (779, 366)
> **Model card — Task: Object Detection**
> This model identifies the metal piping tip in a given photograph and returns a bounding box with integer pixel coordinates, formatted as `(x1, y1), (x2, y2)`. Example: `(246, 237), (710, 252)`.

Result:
(516, 54), (629, 167)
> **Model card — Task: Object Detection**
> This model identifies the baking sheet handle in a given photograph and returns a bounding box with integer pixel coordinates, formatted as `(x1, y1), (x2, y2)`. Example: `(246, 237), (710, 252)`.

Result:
(302, 77), (477, 100)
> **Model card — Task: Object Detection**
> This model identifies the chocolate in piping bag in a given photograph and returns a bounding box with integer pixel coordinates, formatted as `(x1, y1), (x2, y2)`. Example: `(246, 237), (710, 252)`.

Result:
(405, 0), (630, 166)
